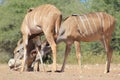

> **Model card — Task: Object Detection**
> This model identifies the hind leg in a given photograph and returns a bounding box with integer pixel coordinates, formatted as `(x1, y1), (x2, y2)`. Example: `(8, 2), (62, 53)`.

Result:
(45, 32), (57, 72)
(100, 35), (113, 73)
(74, 41), (82, 72)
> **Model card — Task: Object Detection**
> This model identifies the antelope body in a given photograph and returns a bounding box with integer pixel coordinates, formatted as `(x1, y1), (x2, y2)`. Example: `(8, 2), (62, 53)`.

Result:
(21, 4), (62, 71)
(57, 12), (115, 73)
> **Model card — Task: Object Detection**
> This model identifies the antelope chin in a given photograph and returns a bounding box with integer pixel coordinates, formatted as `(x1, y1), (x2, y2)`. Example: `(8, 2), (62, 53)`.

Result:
(8, 58), (22, 71)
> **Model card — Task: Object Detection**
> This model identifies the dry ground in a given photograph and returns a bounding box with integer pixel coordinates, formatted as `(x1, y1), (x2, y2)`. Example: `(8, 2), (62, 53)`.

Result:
(0, 64), (120, 80)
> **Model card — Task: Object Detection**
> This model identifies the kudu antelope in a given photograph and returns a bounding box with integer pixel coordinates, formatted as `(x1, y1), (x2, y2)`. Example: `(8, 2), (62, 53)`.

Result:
(8, 38), (51, 71)
(57, 12), (115, 73)
(20, 4), (62, 71)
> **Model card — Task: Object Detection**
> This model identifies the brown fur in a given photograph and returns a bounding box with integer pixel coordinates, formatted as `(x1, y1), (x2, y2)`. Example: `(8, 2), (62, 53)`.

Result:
(57, 12), (115, 73)
(13, 39), (38, 71)
(12, 38), (51, 71)
(20, 4), (62, 72)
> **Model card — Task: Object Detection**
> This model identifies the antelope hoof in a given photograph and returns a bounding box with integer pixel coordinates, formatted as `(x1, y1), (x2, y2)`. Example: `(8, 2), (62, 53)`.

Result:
(20, 67), (24, 72)
(60, 69), (64, 72)
(52, 66), (57, 72)
(104, 70), (110, 73)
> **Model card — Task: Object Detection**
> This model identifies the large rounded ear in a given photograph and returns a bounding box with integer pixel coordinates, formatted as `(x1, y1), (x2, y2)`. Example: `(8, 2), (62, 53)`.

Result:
(27, 8), (34, 13)
(17, 38), (23, 46)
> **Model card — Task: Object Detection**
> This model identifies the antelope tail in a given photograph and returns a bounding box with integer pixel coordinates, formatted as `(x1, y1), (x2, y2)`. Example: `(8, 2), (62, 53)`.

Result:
(55, 15), (62, 35)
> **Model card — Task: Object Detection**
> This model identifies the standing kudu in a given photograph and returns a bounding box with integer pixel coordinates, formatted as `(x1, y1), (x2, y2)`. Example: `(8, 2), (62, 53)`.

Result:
(20, 4), (62, 72)
(57, 12), (115, 73)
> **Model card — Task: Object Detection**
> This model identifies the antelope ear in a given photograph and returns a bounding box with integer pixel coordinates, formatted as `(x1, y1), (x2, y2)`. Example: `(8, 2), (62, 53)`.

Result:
(30, 49), (37, 55)
(17, 38), (23, 46)
(27, 8), (34, 13)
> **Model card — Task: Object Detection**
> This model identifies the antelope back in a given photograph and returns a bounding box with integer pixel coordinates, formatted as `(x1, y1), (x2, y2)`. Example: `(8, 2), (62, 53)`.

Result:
(60, 12), (115, 42)
(21, 4), (62, 36)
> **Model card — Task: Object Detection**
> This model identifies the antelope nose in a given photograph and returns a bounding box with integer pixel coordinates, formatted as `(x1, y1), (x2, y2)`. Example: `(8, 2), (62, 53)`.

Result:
(8, 59), (15, 69)
(56, 37), (60, 44)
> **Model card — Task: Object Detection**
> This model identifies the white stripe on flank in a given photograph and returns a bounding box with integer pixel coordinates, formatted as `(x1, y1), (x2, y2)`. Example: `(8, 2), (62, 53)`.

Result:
(39, 7), (47, 23)
(99, 13), (104, 28)
(74, 16), (85, 37)
(74, 17), (81, 32)
(108, 15), (111, 28)
(55, 24), (58, 34)
(34, 12), (37, 25)
(96, 13), (101, 27)
(90, 14), (97, 31)
(39, 11), (42, 24)
(79, 16), (88, 35)
(84, 15), (94, 34)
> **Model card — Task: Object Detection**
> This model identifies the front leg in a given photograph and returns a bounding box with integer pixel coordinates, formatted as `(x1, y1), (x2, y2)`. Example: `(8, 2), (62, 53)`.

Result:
(61, 43), (72, 72)
(33, 61), (40, 72)
(33, 36), (45, 72)
(21, 35), (28, 72)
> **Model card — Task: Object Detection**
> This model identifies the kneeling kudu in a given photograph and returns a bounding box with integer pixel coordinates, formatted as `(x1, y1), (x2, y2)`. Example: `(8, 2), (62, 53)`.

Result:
(8, 38), (51, 71)
(57, 12), (115, 73)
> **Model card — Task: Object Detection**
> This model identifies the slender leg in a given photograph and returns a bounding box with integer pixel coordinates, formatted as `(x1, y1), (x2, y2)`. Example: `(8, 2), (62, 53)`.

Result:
(74, 41), (82, 72)
(36, 47), (46, 72)
(21, 35), (28, 72)
(100, 35), (112, 73)
(33, 36), (45, 72)
(34, 61), (40, 72)
(31, 55), (40, 72)
(36, 61), (40, 71)
(45, 33), (57, 72)
(61, 43), (72, 72)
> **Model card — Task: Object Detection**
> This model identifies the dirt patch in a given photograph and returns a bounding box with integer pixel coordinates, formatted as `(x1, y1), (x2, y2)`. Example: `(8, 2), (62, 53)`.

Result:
(0, 64), (120, 80)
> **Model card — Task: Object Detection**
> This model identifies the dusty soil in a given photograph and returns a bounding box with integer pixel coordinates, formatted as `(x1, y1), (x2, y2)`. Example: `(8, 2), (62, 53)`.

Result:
(0, 64), (120, 80)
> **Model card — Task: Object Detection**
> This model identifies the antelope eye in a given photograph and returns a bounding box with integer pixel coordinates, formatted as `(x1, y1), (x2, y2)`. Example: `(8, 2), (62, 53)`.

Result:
(17, 50), (20, 53)
(61, 31), (65, 36)
(22, 48), (24, 50)
(46, 43), (49, 46)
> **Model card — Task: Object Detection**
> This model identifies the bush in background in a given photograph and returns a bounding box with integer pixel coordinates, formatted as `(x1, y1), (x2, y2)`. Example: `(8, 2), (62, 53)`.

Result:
(0, 0), (120, 64)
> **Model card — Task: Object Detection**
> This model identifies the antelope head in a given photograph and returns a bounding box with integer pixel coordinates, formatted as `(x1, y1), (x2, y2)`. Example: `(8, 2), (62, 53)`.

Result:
(8, 38), (51, 71)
